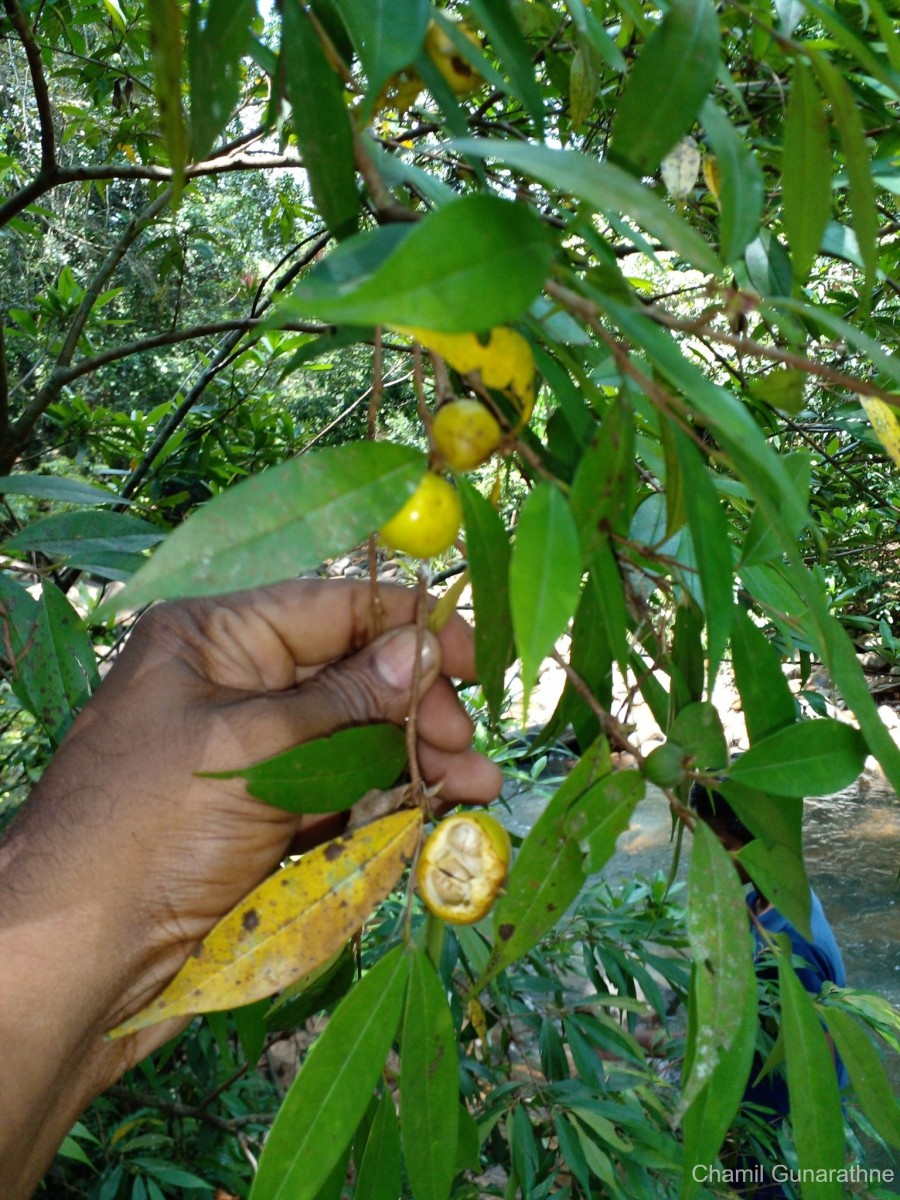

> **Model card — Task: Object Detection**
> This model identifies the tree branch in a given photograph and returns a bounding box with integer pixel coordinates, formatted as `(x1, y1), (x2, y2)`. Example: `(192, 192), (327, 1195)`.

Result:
(3, 0), (56, 178)
(105, 1084), (277, 1133)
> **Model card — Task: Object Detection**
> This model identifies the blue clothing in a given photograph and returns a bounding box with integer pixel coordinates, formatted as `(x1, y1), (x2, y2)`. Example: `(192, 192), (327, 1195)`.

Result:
(744, 887), (849, 1117)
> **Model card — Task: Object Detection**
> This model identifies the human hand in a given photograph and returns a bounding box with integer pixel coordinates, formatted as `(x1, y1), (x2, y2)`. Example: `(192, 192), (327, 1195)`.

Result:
(0, 579), (501, 1192)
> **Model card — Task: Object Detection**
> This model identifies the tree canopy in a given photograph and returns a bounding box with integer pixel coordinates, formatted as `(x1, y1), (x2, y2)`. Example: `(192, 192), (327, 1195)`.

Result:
(2, 0), (900, 1196)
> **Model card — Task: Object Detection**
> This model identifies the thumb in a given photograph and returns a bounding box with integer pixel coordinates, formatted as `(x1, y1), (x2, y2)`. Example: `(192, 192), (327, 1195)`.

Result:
(240, 626), (442, 755)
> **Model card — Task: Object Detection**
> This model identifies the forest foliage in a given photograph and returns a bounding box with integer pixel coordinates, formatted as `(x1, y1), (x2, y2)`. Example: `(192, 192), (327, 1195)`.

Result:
(2, 0), (900, 1197)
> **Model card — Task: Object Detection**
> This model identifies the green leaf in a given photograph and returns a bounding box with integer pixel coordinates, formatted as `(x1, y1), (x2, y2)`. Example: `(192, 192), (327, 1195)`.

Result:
(782, 61), (832, 285)
(355, 1090), (402, 1200)
(670, 701), (728, 771)
(458, 478), (514, 723)
(280, 194), (553, 332)
(0, 577), (97, 744)
(569, 392), (636, 556)
(202, 725), (407, 813)
(565, 769), (644, 874)
(188, 0), (255, 161)
(730, 606), (797, 743)
(741, 452), (810, 566)
(727, 719), (868, 797)
(265, 945), (356, 1031)
(4, 511), (165, 564)
(777, 946), (845, 1199)
(477, 738), (613, 989)
(452, 139), (719, 274)
(681, 986), (757, 1200)
(282, 1), (359, 239)
(147, 0), (187, 199)
(608, 0), (720, 176)
(103, 443), (426, 611)
(718, 779), (803, 858)
(509, 482), (583, 711)
(250, 946), (410, 1200)
(467, 0), (545, 132)
(401, 950), (459, 1200)
(744, 229), (793, 298)
(700, 98), (763, 265)
(809, 52), (878, 305)
(674, 432), (733, 688)
(334, 0), (429, 105)
(820, 1006), (900, 1149)
(736, 840), (812, 941)
(0, 474), (121, 506)
(678, 822), (755, 1118)
(747, 368), (808, 417)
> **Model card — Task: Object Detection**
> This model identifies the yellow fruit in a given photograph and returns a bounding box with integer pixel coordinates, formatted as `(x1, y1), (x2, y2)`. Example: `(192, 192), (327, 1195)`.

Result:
(379, 471), (462, 558)
(416, 811), (511, 925)
(424, 20), (483, 96)
(432, 399), (502, 471)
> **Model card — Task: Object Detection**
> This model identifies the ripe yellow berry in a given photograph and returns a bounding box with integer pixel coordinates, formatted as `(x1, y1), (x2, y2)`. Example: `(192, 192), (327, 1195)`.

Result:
(417, 811), (511, 925)
(432, 399), (502, 472)
(379, 471), (462, 558)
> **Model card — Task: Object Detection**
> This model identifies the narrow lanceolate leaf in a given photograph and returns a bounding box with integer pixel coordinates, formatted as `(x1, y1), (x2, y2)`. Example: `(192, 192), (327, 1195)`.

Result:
(477, 739), (612, 990)
(809, 53), (878, 305)
(108, 810), (422, 1036)
(681, 987), (756, 1200)
(783, 61), (832, 285)
(282, 2), (359, 238)
(678, 822), (755, 1119)
(565, 770), (644, 874)
(777, 946), (845, 1200)
(727, 719), (868, 797)
(147, 0), (187, 199)
(458, 477), (514, 723)
(4, 511), (165, 562)
(700, 99), (763, 265)
(509, 482), (583, 712)
(608, 0), (720, 176)
(355, 1090), (403, 1200)
(736, 840), (812, 942)
(452, 139), (719, 274)
(187, 0), (255, 160)
(859, 395), (900, 469)
(101, 443), (425, 611)
(821, 1006), (900, 1149)
(674, 432), (733, 689)
(730, 606), (796, 743)
(334, 0), (430, 107)
(401, 950), (460, 1200)
(280, 194), (553, 333)
(250, 946), (411, 1200)
(202, 725), (408, 814)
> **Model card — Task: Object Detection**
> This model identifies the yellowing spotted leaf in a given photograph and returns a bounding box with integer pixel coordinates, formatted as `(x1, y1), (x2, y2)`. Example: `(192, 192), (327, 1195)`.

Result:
(107, 809), (423, 1038)
(860, 395), (900, 469)
(661, 136), (701, 200)
(703, 153), (722, 207)
(396, 325), (536, 423)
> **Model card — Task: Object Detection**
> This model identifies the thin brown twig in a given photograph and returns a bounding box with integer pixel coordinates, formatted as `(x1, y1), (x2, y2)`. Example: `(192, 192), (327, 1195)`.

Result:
(105, 1084), (277, 1133)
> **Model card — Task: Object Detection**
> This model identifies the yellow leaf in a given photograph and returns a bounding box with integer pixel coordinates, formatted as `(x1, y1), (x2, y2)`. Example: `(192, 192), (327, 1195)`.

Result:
(703, 153), (721, 208)
(107, 810), (423, 1037)
(428, 568), (470, 633)
(860, 395), (900, 469)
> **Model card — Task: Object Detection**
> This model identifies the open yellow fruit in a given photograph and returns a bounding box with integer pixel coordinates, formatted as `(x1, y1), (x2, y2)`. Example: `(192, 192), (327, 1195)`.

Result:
(432, 399), (502, 471)
(417, 811), (511, 925)
(379, 471), (462, 558)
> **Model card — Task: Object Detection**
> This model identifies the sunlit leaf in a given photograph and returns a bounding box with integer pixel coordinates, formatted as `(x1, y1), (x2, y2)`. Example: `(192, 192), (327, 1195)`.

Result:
(859, 395), (900, 469)
(101, 443), (426, 611)
(278, 194), (554, 332)
(108, 810), (422, 1035)
(250, 946), (410, 1200)
(727, 719), (868, 796)
(609, 0), (720, 176)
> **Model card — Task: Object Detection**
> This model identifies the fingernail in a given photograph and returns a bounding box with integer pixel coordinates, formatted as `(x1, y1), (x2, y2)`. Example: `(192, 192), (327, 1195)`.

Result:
(373, 628), (439, 690)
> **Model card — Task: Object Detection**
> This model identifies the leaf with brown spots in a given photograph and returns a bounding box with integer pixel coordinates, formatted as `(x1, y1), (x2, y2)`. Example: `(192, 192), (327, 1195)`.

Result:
(107, 810), (423, 1037)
